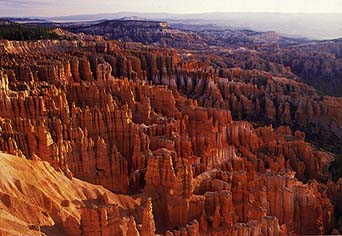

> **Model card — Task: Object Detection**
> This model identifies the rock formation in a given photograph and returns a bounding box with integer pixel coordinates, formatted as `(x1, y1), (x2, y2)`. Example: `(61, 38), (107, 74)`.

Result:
(0, 37), (341, 236)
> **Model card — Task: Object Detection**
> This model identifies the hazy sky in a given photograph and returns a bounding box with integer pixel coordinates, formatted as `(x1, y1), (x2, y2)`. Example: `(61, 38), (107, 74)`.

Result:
(1, 0), (342, 17)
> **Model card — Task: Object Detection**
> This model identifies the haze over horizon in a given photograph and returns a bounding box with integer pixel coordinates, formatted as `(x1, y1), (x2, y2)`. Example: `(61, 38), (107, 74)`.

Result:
(0, 0), (342, 17)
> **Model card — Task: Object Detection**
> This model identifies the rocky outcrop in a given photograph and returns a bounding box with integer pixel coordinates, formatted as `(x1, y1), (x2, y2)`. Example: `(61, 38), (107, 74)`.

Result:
(0, 152), (142, 236)
(141, 198), (156, 236)
(66, 20), (202, 48)
(0, 39), (340, 236)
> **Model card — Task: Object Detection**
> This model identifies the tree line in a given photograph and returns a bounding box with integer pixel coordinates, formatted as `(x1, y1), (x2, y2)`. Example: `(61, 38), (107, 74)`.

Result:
(0, 22), (60, 40)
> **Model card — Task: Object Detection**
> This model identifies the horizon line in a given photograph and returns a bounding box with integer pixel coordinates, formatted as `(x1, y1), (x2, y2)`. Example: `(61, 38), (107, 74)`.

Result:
(2, 11), (342, 18)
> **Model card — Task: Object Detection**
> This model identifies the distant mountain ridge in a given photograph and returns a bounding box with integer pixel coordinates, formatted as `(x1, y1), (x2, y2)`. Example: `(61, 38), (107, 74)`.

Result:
(36, 12), (342, 40)
(0, 17), (49, 23)
(62, 19), (308, 48)
(118, 16), (148, 21)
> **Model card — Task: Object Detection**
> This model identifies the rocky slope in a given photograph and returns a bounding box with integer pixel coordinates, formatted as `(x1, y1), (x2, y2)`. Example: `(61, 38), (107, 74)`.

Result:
(0, 152), (147, 236)
(65, 20), (203, 48)
(197, 38), (342, 97)
(0, 38), (341, 236)
(63, 20), (308, 49)
(61, 19), (342, 97)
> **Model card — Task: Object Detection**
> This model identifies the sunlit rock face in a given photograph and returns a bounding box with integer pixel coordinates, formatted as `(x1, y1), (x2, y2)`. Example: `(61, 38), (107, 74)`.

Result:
(0, 37), (341, 236)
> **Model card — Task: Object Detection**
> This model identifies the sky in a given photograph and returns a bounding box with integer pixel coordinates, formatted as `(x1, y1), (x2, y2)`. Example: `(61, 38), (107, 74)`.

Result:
(0, 0), (342, 17)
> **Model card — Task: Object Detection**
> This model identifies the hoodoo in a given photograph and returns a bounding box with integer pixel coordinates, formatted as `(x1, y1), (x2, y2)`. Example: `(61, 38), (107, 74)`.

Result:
(0, 7), (341, 236)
